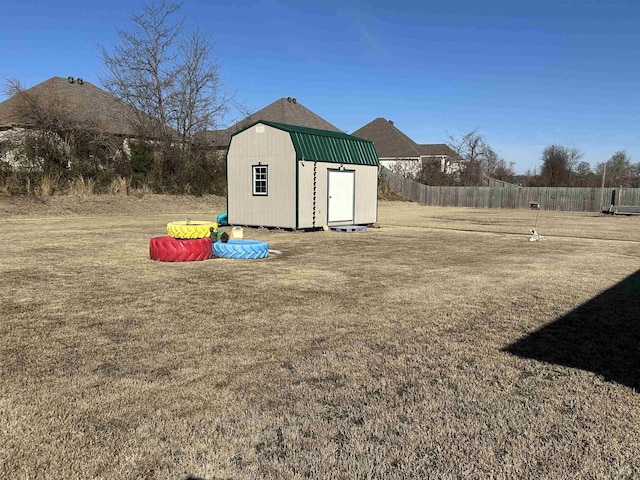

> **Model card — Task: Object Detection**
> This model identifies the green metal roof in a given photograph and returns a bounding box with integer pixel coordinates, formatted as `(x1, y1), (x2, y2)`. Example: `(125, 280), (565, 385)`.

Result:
(236, 120), (380, 166)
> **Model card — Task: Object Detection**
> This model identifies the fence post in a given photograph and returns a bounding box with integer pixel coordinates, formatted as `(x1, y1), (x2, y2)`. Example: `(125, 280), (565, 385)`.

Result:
(599, 163), (606, 211)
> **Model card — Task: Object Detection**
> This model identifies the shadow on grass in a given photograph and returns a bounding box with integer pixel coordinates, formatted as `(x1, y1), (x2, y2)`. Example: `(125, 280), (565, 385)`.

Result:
(504, 269), (640, 392)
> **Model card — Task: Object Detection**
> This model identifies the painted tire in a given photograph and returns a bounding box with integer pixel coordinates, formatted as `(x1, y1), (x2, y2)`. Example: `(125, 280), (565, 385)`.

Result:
(150, 236), (212, 262)
(213, 239), (269, 259)
(167, 221), (218, 239)
(217, 212), (228, 226)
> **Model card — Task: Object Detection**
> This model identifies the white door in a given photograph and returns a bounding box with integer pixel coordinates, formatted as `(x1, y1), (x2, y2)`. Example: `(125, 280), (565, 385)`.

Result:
(328, 170), (355, 223)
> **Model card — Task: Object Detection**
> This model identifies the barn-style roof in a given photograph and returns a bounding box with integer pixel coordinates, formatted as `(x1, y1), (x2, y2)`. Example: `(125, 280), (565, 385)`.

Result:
(201, 97), (341, 148)
(234, 121), (379, 167)
(0, 76), (153, 136)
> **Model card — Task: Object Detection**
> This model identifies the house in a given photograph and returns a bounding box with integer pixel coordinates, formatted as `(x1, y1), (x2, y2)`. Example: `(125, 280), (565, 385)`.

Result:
(0, 76), (168, 170)
(352, 118), (460, 175)
(226, 121), (379, 229)
(418, 143), (462, 175)
(0, 76), (148, 137)
(200, 97), (342, 150)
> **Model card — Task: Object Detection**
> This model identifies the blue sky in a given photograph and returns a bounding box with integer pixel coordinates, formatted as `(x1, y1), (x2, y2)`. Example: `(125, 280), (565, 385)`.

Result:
(1, 0), (639, 173)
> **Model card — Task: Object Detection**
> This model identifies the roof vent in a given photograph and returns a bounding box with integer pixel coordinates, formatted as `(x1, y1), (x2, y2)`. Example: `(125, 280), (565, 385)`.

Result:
(388, 120), (394, 125)
(77, 78), (84, 85)
(292, 98), (297, 104)
(68, 76), (75, 84)
(287, 97), (292, 102)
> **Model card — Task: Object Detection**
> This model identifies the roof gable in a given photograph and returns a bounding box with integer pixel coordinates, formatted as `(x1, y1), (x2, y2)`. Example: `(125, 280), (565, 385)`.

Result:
(203, 97), (341, 147)
(235, 98), (341, 132)
(235, 121), (379, 166)
(351, 118), (422, 159)
(0, 76), (152, 136)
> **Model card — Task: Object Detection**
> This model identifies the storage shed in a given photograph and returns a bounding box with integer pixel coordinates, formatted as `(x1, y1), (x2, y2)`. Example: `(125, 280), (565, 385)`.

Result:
(227, 121), (380, 229)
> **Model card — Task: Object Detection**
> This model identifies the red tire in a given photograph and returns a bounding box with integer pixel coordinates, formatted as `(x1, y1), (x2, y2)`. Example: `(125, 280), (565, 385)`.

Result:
(149, 236), (212, 262)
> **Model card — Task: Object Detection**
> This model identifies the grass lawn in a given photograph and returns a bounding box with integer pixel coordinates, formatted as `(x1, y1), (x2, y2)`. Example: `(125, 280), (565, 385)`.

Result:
(1, 195), (639, 479)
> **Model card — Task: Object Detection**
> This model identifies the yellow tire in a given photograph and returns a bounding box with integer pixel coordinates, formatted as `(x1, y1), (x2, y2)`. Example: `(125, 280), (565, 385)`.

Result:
(167, 221), (218, 239)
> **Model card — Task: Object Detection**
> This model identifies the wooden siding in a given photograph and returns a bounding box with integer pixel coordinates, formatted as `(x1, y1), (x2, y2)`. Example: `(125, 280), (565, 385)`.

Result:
(227, 124), (297, 228)
(297, 162), (378, 228)
(353, 165), (379, 225)
(380, 167), (640, 212)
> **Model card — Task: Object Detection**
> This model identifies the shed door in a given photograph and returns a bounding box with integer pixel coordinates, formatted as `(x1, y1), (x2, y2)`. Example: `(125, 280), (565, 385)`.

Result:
(328, 170), (355, 223)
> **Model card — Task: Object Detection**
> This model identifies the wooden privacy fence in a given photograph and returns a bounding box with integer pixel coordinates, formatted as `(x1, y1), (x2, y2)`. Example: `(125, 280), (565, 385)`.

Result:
(380, 167), (640, 212)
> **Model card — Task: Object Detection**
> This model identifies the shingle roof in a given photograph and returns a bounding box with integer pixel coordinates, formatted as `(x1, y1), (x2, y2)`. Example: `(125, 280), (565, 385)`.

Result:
(418, 143), (458, 157)
(233, 121), (379, 166)
(352, 118), (459, 160)
(201, 97), (341, 148)
(0, 76), (152, 136)
(351, 118), (423, 159)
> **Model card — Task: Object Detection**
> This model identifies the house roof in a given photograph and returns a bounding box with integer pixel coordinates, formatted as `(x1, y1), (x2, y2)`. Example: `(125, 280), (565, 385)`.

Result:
(352, 118), (460, 161)
(351, 118), (422, 159)
(418, 143), (458, 157)
(202, 97), (342, 148)
(0, 76), (152, 136)
(234, 121), (379, 166)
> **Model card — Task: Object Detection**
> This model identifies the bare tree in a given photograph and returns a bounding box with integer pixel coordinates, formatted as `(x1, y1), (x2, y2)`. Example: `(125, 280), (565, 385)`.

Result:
(631, 161), (640, 188)
(448, 129), (484, 162)
(493, 160), (516, 183)
(575, 161), (592, 177)
(567, 147), (584, 184)
(573, 161), (596, 186)
(596, 151), (633, 187)
(100, 1), (231, 193)
(540, 145), (570, 186)
(524, 167), (541, 187)
(446, 129), (484, 185)
(100, 1), (228, 144)
(446, 129), (512, 185)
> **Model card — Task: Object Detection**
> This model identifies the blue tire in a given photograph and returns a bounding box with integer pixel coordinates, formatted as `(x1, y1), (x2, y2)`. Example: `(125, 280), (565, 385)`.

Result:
(213, 239), (269, 259)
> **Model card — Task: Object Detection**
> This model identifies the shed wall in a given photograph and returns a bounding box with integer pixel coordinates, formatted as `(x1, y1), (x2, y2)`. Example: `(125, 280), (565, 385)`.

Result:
(227, 125), (297, 228)
(353, 164), (379, 225)
(297, 162), (378, 228)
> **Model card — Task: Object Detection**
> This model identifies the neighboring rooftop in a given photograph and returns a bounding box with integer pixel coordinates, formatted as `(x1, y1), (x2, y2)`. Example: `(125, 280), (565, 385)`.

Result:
(418, 143), (458, 158)
(351, 118), (422, 159)
(0, 78), (454, 160)
(202, 97), (342, 148)
(352, 117), (458, 160)
(234, 120), (379, 166)
(0, 76), (151, 137)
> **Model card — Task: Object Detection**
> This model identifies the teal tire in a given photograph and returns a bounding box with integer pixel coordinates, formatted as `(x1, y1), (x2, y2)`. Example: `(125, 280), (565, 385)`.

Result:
(213, 239), (269, 259)
(217, 212), (228, 226)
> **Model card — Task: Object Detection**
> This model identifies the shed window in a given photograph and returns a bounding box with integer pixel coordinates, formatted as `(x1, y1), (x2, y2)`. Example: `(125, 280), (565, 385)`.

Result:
(252, 165), (268, 196)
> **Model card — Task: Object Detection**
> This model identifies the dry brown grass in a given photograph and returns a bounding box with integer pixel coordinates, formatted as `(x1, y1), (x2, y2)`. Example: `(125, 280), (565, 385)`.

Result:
(0, 193), (225, 218)
(1, 197), (639, 479)
(108, 176), (130, 196)
(38, 174), (57, 197)
(69, 175), (96, 196)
